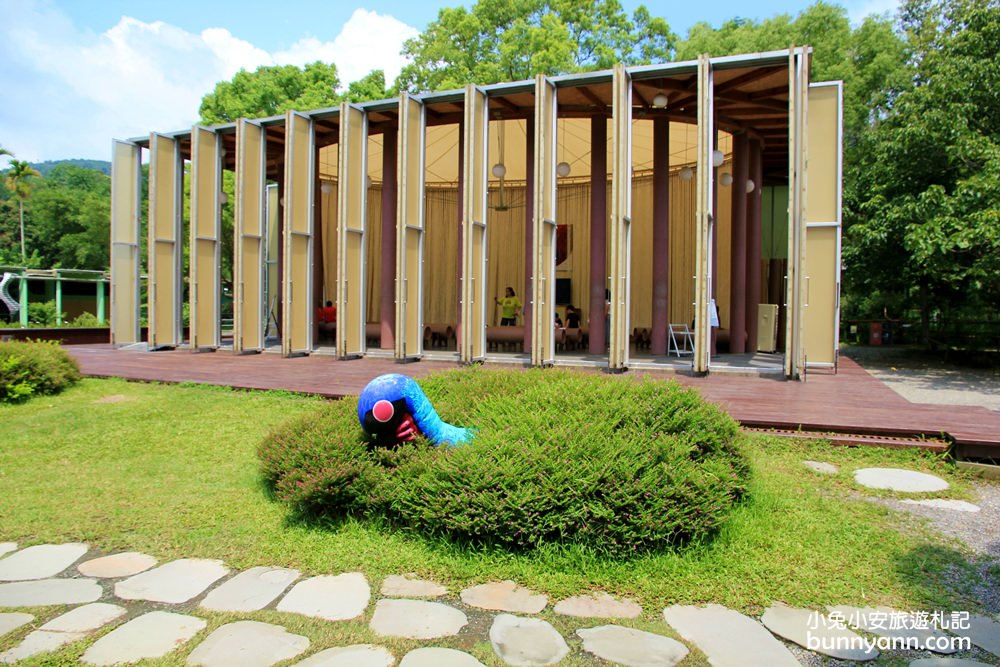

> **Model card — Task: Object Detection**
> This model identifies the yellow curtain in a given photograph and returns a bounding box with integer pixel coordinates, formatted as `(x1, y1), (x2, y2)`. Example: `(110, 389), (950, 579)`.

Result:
(423, 188), (460, 326)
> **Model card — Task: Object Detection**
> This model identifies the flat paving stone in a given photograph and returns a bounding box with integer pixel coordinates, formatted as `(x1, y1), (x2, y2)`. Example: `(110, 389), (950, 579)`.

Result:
(854, 468), (949, 492)
(186, 620), (309, 667)
(80, 611), (206, 666)
(965, 613), (1000, 658)
(0, 613), (33, 639)
(400, 647), (486, 667)
(0, 543), (88, 581)
(827, 605), (956, 654)
(461, 580), (548, 614)
(576, 624), (688, 667)
(0, 579), (102, 606)
(663, 604), (800, 667)
(761, 603), (878, 661)
(78, 551), (158, 578)
(489, 614), (569, 666)
(276, 573), (370, 621)
(910, 660), (996, 667)
(295, 644), (395, 667)
(381, 574), (447, 597)
(0, 544), (15, 558)
(899, 499), (980, 512)
(369, 598), (467, 639)
(0, 603), (126, 663)
(553, 592), (641, 619)
(200, 566), (300, 612)
(115, 558), (229, 604)
(804, 460), (839, 474)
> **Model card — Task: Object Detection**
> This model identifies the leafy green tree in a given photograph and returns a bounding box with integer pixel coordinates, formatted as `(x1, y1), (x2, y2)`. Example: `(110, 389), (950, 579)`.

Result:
(28, 165), (111, 270)
(4, 160), (42, 264)
(843, 0), (1000, 346)
(396, 0), (676, 92)
(344, 70), (392, 104)
(199, 62), (343, 124)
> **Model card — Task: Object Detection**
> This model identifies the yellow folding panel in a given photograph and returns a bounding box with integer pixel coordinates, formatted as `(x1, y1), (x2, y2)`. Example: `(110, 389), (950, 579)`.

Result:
(532, 75), (558, 366)
(785, 47), (810, 377)
(694, 55), (714, 373)
(338, 103), (368, 358)
(110, 140), (141, 345)
(462, 84), (489, 362)
(189, 126), (221, 350)
(148, 133), (182, 349)
(610, 64), (633, 370)
(235, 119), (266, 353)
(283, 111), (315, 356)
(803, 82), (843, 367)
(396, 93), (426, 360)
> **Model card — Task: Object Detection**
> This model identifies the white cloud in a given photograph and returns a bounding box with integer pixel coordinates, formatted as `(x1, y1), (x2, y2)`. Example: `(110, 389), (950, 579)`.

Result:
(0, 2), (416, 162)
(844, 0), (902, 25)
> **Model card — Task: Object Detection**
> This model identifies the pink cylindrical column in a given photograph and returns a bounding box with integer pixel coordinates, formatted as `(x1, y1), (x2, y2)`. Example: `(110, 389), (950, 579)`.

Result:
(380, 129), (398, 349)
(523, 117), (535, 352)
(651, 116), (670, 356)
(728, 132), (748, 354)
(745, 138), (763, 351)
(588, 116), (608, 355)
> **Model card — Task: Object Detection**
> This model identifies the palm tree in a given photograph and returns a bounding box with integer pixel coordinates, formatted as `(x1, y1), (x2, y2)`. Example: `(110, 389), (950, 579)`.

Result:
(4, 160), (42, 264)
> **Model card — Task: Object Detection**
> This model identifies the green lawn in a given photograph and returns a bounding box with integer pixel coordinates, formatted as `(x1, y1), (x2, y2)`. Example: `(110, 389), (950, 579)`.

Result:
(0, 377), (990, 666)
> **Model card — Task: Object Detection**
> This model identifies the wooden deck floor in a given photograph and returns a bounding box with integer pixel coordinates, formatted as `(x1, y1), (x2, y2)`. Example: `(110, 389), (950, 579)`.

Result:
(65, 345), (1000, 458)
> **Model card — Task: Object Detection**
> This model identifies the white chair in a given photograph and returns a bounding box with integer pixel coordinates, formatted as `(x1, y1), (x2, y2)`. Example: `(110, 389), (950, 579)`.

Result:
(668, 323), (694, 357)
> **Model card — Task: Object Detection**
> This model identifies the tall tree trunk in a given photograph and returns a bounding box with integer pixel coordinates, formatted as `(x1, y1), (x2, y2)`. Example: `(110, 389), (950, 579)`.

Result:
(18, 199), (25, 264)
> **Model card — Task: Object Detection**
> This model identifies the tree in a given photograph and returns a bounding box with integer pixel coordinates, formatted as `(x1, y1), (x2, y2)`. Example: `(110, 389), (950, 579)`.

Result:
(200, 61), (342, 125)
(4, 160), (42, 264)
(843, 0), (1000, 346)
(396, 0), (676, 92)
(28, 165), (111, 270)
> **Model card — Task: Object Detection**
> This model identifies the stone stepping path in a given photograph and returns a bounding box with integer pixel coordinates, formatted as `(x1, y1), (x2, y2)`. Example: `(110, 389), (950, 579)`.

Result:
(0, 578), (102, 606)
(200, 566), (299, 612)
(461, 580), (547, 613)
(663, 603), (801, 667)
(276, 573), (370, 621)
(369, 599), (467, 639)
(761, 603), (878, 661)
(900, 499), (981, 512)
(77, 552), (157, 578)
(380, 574), (447, 597)
(80, 611), (206, 665)
(295, 644), (395, 667)
(0, 546), (15, 559)
(399, 647), (486, 667)
(553, 592), (641, 618)
(115, 558), (229, 604)
(186, 620), (310, 667)
(576, 624), (688, 666)
(0, 603), (125, 663)
(854, 467), (949, 492)
(0, 539), (995, 666)
(803, 460), (839, 474)
(0, 543), (88, 581)
(489, 614), (569, 666)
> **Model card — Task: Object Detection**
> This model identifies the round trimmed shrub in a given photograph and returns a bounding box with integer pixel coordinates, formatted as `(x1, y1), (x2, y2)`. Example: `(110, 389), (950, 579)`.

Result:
(259, 368), (749, 557)
(0, 340), (81, 403)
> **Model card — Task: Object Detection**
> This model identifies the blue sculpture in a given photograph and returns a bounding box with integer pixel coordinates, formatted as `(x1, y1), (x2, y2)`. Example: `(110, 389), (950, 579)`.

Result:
(357, 374), (474, 447)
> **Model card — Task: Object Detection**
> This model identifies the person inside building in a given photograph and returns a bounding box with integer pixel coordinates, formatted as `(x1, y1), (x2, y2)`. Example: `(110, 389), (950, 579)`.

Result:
(318, 300), (336, 342)
(495, 287), (521, 326)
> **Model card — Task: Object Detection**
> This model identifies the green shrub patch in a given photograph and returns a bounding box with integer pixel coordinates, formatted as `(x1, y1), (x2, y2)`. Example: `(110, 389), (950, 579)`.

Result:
(0, 340), (81, 403)
(259, 368), (749, 557)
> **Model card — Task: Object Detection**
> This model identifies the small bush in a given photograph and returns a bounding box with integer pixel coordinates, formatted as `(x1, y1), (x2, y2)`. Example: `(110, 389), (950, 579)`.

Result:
(259, 368), (749, 557)
(26, 300), (64, 327)
(0, 340), (82, 403)
(70, 312), (106, 328)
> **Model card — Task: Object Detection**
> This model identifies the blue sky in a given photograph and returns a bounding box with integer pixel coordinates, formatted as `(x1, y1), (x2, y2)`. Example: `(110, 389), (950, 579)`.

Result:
(0, 0), (897, 164)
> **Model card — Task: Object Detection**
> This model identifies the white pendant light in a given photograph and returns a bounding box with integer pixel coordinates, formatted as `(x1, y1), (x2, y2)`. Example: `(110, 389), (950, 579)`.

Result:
(219, 191), (229, 205)
(652, 91), (669, 109)
(712, 150), (724, 168)
(720, 172), (733, 187)
(679, 166), (693, 181)
(556, 161), (571, 177)
(746, 179), (755, 194)
(492, 163), (507, 179)
(320, 182), (334, 194)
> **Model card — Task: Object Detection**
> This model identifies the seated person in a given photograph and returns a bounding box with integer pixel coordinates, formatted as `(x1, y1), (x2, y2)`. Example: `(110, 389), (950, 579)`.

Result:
(565, 304), (582, 329)
(318, 300), (336, 341)
(555, 311), (563, 328)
